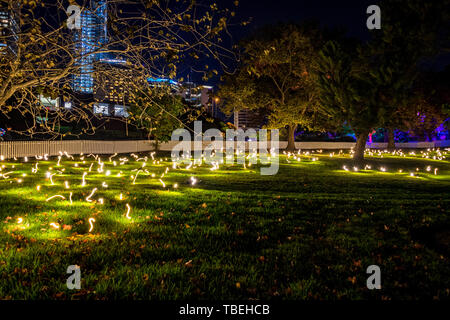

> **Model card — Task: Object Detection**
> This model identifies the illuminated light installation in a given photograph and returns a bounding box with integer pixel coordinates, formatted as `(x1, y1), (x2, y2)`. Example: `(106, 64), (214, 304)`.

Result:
(125, 203), (131, 219)
(86, 188), (98, 202)
(109, 153), (117, 162)
(132, 169), (141, 185)
(88, 217), (96, 232)
(46, 195), (66, 202)
(46, 172), (56, 185)
(50, 222), (60, 229)
(81, 172), (87, 186)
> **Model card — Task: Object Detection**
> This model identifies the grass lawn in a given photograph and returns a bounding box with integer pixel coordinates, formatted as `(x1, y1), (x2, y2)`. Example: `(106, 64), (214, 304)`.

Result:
(0, 149), (449, 300)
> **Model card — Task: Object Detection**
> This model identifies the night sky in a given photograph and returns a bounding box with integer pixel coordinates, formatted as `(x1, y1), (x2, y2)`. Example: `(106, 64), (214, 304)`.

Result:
(184, 0), (382, 85)
(184, 0), (448, 85)
(228, 0), (380, 40)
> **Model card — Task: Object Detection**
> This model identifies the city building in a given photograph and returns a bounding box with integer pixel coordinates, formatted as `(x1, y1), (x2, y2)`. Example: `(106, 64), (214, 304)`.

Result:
(93, 60), (139, 117)
(72, 0), (109, 93)
(147, 78), (214, 110)
(180, 82), (213, 108)
(0, 1), (18, 57)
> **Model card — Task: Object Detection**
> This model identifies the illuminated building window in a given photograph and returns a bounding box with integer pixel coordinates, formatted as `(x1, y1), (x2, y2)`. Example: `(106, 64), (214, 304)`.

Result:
(114, 105), (129, 117)
(93, 103), (110, 115)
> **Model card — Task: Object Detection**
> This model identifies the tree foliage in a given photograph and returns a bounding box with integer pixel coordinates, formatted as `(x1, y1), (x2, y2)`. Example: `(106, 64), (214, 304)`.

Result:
(0, 0), (238, 138)
(218, 23), (326, 150)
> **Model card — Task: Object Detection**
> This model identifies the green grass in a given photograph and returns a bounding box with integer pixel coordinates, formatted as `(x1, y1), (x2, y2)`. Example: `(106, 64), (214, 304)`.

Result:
(0, 149), (449, 300)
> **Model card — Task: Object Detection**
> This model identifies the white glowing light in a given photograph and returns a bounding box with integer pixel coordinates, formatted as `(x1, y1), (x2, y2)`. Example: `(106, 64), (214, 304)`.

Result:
(132, 169), (142, 185)
(31, 162), (38, 173)
(64, 181), (70, 189)
(86, 188), (98, 202)
(159, 179), (166, 188)
(125, 203), (131, 220)
(46, 195), (65, 202)
(81, 172), (87, 186)
(109, 153), (118, 162)
(50, 222), (60, 229)
(88, 218), (96, 232)
(17, 217), (23, 224)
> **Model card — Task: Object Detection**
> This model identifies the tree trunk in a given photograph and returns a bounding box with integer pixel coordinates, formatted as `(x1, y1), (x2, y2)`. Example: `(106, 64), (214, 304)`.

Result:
(286, 124), (297, 152)
(353, 130), (369, 163)
(387, 128), (395, 151)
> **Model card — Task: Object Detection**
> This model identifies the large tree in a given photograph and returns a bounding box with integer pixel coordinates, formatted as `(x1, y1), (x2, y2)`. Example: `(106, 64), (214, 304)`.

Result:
(365, 0), (450, 150)
(314, 40), (382, 162)
(314, 0), (450, 161)
(0, 0), (237, 138)
(218, 23), (325, 151)
(127, 87), (185, 146)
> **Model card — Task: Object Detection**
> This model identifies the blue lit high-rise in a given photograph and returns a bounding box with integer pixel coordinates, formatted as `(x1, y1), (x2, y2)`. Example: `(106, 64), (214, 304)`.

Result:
(72, 0), (108, 93)
(0, 1), (19, 57)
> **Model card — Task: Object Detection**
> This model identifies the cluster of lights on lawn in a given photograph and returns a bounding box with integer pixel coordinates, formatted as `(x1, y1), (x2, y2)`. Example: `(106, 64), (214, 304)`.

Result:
(1, 147), (259, 234)
(283, 148), (448, 178)
(1, 146), (448, 234)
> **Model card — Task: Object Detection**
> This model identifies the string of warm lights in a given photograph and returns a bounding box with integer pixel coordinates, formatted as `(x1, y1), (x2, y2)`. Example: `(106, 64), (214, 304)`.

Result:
(0, 146), (446, 235)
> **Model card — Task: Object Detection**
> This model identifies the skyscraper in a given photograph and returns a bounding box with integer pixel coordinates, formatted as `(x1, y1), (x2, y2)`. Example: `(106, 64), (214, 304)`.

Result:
(72, 0), (108, 93)
(0, 1), (18, 57)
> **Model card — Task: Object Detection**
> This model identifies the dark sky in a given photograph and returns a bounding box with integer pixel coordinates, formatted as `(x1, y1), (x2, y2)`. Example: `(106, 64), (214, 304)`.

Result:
(185, 0), (449, 84)
(229, 0), (380, 40)
(186, 0), (381, 84)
